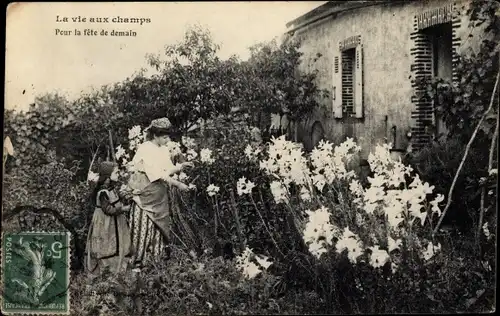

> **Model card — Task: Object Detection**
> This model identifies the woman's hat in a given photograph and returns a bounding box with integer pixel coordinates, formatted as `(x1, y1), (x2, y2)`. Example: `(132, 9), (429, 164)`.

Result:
(145, 117), (175, 137)
(146, 117), (172, 131)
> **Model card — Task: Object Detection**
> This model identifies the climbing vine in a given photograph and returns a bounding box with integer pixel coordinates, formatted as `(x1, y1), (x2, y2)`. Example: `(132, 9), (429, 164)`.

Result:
(424, 0), (499, 143)
(411, 0), (499, 236)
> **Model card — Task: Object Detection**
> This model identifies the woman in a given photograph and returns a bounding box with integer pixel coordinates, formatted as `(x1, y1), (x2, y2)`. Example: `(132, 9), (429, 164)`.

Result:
(86, 161), (133, 276)
(127, 117), (193, 268)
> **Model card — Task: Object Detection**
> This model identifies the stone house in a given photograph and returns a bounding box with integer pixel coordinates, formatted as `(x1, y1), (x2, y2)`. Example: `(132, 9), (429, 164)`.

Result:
(278, 0), (484, 158)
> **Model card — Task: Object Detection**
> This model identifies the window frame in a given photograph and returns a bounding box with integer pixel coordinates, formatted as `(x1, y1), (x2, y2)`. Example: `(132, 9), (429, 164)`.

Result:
(332, 35), (364, 119)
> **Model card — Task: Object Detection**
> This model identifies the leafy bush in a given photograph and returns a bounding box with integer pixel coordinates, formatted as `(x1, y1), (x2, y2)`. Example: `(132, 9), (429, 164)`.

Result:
(2, 151), (91, 237)
(406, 136), (492, 230)
(71, 247), (326, 315)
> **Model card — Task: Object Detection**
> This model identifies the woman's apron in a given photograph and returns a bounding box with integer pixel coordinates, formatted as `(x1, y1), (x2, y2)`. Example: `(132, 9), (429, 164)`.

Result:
(86, 189), (132, 274)
(128, 171), (172, 240)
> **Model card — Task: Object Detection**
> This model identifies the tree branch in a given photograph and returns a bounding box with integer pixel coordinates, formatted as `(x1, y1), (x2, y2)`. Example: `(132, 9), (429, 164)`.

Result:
(433, 66), (500, 235)
(108, 130), (116, 162)
(250, 196), (285, 258)
(229, 189), (245, 251)
(477, 68), (499, 243)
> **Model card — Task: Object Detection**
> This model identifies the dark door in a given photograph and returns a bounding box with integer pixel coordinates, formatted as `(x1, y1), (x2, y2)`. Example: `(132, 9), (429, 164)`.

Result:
(311, 121), (325, 150)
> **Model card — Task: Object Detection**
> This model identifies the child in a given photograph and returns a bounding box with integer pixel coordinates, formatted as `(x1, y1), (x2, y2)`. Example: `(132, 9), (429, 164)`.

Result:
(86, 161), (133, 276)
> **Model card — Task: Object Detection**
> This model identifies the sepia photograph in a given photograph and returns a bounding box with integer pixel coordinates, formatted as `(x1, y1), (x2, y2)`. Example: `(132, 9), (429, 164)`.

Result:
(2, 1), (498, 315)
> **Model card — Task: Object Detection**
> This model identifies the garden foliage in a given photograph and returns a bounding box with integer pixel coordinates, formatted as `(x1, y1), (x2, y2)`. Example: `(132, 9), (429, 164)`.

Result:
(3, 5), (498, 312)
(408, 0), (498, 240)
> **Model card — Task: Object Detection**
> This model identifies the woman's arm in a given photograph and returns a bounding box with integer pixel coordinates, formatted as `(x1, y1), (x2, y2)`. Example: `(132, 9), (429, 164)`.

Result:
(164, 159), (194, 176)
(163, 176), (190, 191)
(174, 152), (188, 164)
(99, 192), (128, 215)
(167, 153), (187, 175)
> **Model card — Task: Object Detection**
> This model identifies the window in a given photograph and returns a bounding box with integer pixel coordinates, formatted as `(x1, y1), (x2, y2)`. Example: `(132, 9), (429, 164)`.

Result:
(427, 23), (453, 81)
(341, 48), (356, 115)
(332, 36), (364, 119)
(424, 22), (453, 136)
(411, 4), (457, 149)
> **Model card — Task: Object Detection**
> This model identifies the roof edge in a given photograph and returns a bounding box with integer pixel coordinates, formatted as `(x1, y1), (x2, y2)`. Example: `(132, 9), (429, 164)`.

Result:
(285, 1), (345, 29)
(286, 0), (406, 33)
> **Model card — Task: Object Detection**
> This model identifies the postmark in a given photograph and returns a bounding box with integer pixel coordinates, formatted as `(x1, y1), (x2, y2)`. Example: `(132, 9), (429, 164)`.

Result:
(1, 232), (71, 315)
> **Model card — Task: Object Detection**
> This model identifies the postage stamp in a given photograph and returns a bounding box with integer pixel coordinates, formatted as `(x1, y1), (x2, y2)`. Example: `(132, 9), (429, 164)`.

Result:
(1, 232), (71, 315)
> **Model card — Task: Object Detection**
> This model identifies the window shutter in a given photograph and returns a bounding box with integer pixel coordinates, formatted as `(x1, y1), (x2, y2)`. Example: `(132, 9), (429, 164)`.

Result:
(410, 31), (434, 150)
(354, 45), (364, 118)
(332, 55), (343, 118)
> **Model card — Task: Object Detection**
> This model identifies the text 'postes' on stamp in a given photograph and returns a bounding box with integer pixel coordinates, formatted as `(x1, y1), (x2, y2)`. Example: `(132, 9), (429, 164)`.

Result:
(2, 232), (71, 315)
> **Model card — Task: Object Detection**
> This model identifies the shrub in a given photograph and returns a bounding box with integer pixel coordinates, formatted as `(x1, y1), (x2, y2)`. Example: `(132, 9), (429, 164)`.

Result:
(406, 135), (491, 232)
(71, 247), (326, 315)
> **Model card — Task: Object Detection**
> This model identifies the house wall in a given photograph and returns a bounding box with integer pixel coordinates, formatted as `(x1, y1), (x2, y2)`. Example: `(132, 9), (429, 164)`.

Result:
(291, 0), (475, 158)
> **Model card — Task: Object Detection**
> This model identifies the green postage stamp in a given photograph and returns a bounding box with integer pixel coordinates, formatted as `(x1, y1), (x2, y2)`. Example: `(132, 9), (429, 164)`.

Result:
(1, 232), (71, 315)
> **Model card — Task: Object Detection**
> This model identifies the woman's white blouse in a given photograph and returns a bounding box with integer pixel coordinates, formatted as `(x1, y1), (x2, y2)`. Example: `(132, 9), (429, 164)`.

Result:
(132, 141), (175, 183)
